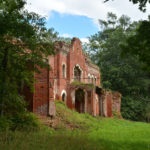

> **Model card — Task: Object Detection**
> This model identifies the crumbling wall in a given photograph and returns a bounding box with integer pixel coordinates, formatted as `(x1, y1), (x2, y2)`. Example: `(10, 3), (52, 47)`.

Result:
(112, 92), (122, 118)
(102, 90), (121, 118)
(102, 91), (112, 117)
(24, 38), (122, 118)
(33, 67), (49, 115)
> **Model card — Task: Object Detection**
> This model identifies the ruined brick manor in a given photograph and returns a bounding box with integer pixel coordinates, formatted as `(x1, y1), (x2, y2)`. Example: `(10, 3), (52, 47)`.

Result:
(24, 38), (121, 117)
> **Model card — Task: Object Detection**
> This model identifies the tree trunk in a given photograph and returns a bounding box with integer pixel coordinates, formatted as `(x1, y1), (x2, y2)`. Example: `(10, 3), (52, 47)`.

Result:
(0, 48), (9, 117)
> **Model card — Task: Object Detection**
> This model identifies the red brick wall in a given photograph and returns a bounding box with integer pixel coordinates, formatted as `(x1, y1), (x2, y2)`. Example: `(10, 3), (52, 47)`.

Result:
(57, 52), (68, 99)
(106, 92), (113, 117)
(112, 92), (122, 117)
(102, 90), (121, 118)
(48, 55), (55, 101)
(33, 67), (49, 115)
(66, 89), (74, 109)
(68, 39), (87, 83)
(24, 38), (121, 117)
(95, 94), (99, 116)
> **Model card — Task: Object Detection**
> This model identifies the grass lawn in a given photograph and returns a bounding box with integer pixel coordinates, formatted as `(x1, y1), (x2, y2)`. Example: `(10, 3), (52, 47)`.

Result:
(0, 101), (150, 150)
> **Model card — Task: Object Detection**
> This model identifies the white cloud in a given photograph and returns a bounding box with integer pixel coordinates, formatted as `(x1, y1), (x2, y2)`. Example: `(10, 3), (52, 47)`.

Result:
(60, 33), (73, 38)
(80, 38), (89, 44)
(59, 33), (89, 44)
(25, 0), (150, 39)
(25, 0), (150, 21)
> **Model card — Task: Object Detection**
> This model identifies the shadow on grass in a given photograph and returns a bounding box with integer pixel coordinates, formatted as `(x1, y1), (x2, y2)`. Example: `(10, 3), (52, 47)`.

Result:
(96, 138), (150, 150)
(0, 131), (149, 150)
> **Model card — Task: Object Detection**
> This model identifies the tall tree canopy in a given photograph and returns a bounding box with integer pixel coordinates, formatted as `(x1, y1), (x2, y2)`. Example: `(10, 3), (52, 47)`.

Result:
(104, 0), (150, 11)
(88, 13), (150, 121)
(121, 18), (150, 73)
(0, 0), (58, 116)
(104, 1), (150, 71)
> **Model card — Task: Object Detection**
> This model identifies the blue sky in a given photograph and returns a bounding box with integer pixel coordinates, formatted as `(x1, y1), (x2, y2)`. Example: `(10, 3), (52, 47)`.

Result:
(46, 11), (98, 39)
(26, 0), (150, 43)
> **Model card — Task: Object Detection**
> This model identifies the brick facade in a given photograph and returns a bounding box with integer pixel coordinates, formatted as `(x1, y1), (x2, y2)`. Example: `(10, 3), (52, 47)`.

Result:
(25, 37), (121, 117)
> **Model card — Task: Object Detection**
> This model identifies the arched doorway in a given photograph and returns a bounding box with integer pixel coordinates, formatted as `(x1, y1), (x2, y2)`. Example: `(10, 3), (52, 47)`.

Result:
(62, 93), (66, 102)
(75, 88), (85, 113)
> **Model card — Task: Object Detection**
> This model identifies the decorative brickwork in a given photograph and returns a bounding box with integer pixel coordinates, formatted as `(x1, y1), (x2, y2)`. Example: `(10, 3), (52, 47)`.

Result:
(24, 37), (121, 117)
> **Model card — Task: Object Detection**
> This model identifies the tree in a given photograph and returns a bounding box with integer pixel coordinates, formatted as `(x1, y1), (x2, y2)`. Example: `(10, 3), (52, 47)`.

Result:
(104, 0), (150, 11)
(121, 19), (150, 73)
(0, 0), (58, 117)
(104, 1), (150, 72)
(58, 36), (72, 44)
(88, 13), (150, 121)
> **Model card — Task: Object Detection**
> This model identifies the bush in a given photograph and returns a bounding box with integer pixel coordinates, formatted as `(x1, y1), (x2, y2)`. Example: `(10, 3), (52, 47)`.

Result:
(0, 112), (40, 132)
(0, 117), (12, 131)
(10, 112), (40, 131)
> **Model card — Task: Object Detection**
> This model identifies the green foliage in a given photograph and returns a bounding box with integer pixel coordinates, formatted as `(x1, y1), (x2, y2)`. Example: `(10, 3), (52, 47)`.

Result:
(0, 103), (150, 150)
(121, 96), (146, 121)
(0, 117), (12, 131)
(58, 36), (72, 44)
(129, 0), (150, 11)
(55, 100), (99, 130)
(70, 81), (95, 90)
(10, 112), (39, 131)
(121, 19), (150, 73)
(0, 0), (58, 117)
(0, 113), (39, 131)
(145, 103), (150, 122)
(104, 0), (150, 11)
(88, 12), (150, 121)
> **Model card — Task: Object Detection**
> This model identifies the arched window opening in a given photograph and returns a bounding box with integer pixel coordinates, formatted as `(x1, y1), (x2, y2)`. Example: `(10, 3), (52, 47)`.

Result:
(95, 78), (97, 85)
(62, 93), (66, 102)
(62, 64), (66, 78)
(74, 66), (81, 81)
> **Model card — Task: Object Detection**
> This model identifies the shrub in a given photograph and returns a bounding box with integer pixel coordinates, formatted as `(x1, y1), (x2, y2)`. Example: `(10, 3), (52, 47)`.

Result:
(0, 117), (12, 131)
(10, 112), (40, 131)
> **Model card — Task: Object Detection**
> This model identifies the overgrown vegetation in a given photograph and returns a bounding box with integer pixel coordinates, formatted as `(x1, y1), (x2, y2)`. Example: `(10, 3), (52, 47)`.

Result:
(0, 3), (150, 149)
(0, 101), (150, 150)
(105, 0), (150, 12)
(70, 81), (95, 90)
(0, 112), (39, 131)
(88, 12), (150, 122)
(0, 0), (58, 119)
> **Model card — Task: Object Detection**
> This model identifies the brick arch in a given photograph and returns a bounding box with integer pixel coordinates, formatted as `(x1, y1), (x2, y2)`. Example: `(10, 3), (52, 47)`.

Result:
(70, 87), (88, 113)
(73, 64), (83, 81)
(61, 90), (67, 102)
(62, 63), (66, 78)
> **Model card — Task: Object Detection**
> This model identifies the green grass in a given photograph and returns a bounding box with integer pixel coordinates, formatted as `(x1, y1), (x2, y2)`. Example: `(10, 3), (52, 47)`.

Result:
(0, 101), (150, 150)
